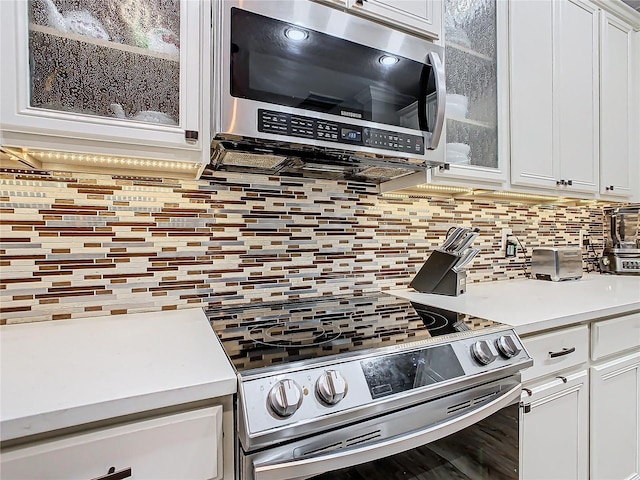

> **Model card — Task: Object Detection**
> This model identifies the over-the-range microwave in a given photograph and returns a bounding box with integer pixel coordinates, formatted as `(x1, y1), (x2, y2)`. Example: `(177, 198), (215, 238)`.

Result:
(210, 0), (446, 183)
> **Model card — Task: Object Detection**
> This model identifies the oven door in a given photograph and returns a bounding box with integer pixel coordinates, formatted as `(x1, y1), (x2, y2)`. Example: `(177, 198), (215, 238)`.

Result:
(243, 377), (522, 480)
(214, 0), (445, 161)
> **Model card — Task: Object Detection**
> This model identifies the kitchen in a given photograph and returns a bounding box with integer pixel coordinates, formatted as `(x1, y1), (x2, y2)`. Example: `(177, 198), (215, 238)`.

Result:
(1, 0), (639, 479)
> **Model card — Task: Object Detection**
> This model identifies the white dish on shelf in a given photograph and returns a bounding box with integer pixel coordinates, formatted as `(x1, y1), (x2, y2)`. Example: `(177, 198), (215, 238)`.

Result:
(446, 94), (468, 118)
(446, 142), (471, 164)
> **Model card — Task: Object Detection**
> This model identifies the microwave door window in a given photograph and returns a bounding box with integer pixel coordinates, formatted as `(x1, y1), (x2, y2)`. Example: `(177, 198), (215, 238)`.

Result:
(230, 8), (432, 131)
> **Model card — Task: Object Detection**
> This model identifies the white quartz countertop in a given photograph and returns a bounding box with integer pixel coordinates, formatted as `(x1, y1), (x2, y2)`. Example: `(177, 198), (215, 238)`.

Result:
(389, 273), (640, 335)
(0, 308), (236, 443)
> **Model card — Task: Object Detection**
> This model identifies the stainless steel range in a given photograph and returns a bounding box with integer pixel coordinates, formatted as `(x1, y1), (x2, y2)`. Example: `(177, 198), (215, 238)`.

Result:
(208, 293), (532, 480)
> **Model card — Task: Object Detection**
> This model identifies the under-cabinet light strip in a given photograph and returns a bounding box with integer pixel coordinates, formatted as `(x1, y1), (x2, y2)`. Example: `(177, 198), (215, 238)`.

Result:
(415, 184), (474, 194)
(27, 150), (200, 171)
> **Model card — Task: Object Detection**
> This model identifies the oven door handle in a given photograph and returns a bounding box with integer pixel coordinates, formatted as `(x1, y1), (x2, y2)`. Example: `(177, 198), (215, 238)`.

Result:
(253, 383), (521, 480)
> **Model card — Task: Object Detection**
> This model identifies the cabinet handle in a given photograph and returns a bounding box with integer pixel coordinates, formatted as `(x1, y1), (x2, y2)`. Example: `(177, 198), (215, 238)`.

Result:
(567, 180), (573, 186)
(355, 0), (367, 5)
(185, 130), (199, 143)
(90, 467), (132, 480)
(606, 185), (615, 191)
(549, 347), (576, 358)
(556, 375), (568, 383)
(556, 179), (564, 186)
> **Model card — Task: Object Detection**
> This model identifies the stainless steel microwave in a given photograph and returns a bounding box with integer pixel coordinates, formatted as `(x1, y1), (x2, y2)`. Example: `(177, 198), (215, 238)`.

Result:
(211, 0), (446, 182)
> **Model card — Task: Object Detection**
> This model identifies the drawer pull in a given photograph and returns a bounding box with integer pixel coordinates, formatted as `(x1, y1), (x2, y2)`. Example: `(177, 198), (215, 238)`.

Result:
(549, 347), (576, 358)
(556, 375), (568, 383)
(90, 467), (132, 480)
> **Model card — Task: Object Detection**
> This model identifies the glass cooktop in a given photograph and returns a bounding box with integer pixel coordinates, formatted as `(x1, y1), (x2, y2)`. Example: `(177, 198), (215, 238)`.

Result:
(207, 292), (503, 374)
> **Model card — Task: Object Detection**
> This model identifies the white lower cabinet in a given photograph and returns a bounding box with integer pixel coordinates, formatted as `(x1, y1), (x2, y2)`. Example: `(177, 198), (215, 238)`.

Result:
(590, 313), (640, 480)
(520, 313), (640, 480)
(520, 370), (589, 480)
(519, 325), (590, 479)
(0, 406), (223, 480)
(590, 351), (640, 479)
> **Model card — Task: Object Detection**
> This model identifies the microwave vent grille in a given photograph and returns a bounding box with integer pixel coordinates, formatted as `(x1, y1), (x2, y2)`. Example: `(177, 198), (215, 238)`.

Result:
(358, 166), (414, 180)
(217, 151), (287, 170)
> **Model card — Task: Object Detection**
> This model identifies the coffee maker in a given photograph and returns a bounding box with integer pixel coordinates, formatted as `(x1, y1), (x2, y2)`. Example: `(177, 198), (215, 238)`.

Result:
(601, 204), (640, 275)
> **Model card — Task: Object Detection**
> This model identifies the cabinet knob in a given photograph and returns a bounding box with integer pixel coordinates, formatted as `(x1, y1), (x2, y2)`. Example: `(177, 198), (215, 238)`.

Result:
(355, 0), (367, 5)
(567, 179), (573, 186)
(556, 179), (565, 186)
(606, 185), (614, 191)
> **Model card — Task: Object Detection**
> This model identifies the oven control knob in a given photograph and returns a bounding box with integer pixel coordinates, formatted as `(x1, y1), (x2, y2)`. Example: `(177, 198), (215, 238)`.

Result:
(268, 379), (303, 418)
(496, 335), (521, 358)
(471, 340), (497, 365)
(316, 370), (348, 405)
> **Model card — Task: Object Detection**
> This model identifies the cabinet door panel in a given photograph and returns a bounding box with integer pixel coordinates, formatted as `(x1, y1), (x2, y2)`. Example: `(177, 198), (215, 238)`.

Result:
(509, 0), (555, 188)
(591, 353), (640, 480)
(520, 370), (589, 480)
(556, 0), (599, 192)
(599, 12), (633, 197)
(0, 406), (223, 480)
(350, 0), (442, 39)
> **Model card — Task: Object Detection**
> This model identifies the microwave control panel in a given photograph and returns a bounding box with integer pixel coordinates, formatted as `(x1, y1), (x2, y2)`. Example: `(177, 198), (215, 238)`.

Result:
(258, 109), (425, 155)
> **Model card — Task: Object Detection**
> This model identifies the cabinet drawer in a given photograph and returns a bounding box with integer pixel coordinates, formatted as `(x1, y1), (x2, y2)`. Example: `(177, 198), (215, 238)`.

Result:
(0, 406), (222, 480)
(521, 325), (589, 382)
(591, 312), (640, 361)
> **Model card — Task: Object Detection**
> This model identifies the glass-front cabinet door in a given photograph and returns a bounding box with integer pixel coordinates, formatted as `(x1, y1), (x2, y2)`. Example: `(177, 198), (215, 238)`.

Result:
(0, 0), (207, 176)
(432, 0), (508, 184)
(28, 0), (180, 125)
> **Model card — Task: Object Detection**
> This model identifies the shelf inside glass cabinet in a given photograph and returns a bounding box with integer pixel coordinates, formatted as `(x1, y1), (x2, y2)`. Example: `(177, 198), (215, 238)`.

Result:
(30, 24), (180, 62)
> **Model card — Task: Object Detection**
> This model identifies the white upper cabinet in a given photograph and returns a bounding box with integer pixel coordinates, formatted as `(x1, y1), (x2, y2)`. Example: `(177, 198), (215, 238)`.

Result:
(0, 0), (210, 177)
(510, 0), (600, 195)
(433, 0), (509, 185)
(314, 0), (442, 39)
(599, 11), (634, 198)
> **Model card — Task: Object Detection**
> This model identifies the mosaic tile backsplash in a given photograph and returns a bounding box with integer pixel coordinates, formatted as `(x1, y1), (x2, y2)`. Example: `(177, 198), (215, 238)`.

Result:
(0, 168), (606, 325)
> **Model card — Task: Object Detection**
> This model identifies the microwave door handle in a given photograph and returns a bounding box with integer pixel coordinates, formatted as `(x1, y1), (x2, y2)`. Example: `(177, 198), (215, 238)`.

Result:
(426, 51), (446, 149)
(253, 384), (521, 480)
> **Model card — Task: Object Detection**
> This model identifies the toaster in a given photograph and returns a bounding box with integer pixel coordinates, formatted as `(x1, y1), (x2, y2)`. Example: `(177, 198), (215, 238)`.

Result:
(531, 247), (583, 281)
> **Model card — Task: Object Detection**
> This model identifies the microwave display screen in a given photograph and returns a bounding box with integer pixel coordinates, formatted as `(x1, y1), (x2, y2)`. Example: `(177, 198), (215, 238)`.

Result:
(230, 8), (437, 133)
(341, 128), (361, 142)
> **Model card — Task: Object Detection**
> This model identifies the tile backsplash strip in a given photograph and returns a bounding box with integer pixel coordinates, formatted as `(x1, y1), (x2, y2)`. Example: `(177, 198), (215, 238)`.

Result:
(0, 168), (605, 324)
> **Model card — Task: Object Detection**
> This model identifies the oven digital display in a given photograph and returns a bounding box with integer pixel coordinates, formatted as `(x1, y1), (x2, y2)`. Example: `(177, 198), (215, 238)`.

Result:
(361, 345), (465, 399)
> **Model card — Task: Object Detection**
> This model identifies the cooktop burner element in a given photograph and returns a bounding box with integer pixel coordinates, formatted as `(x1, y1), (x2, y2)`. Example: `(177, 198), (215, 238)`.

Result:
(207, 292), (501, 373)
(418, 310), (450, 332)
(248, 321), (342, 347)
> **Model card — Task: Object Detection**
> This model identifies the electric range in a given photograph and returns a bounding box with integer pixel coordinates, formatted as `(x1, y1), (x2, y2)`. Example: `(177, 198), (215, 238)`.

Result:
(208, 292), (531, 464)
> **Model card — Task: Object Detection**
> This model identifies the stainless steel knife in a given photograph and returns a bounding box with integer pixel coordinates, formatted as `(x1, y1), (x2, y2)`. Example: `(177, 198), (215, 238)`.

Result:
(442, 227), (469, 251)
(453, 231), (479, 254)
(452, 248), (480, 272)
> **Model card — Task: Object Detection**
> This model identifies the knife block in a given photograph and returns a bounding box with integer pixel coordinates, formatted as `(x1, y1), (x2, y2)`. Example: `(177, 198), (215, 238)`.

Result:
(410, 250), (467, 296)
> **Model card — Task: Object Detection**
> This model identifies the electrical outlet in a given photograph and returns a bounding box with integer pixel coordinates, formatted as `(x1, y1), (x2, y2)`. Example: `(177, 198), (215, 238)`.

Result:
(500, 228), (512, 254)
(505, 237), (518, 257)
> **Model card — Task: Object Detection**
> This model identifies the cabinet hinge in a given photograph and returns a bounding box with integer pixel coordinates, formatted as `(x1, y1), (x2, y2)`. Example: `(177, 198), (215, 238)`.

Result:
(522, 403), (531, 414)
